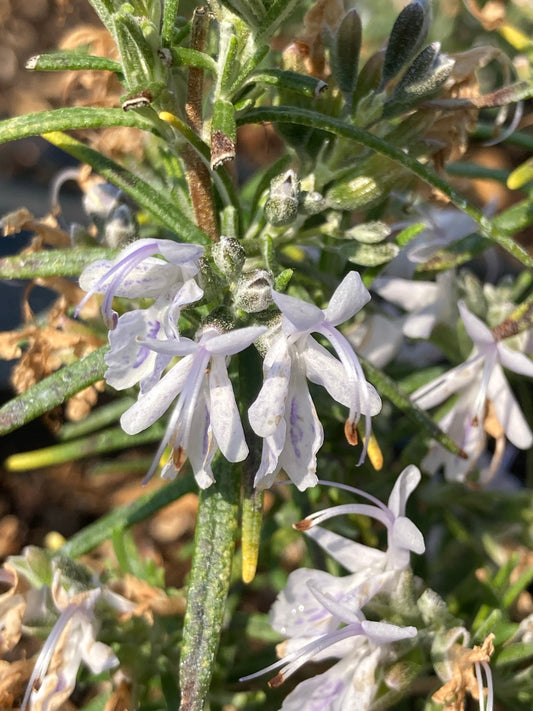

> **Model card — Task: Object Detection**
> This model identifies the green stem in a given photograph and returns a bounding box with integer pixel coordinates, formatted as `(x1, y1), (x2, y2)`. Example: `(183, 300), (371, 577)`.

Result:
(237, 106), (533, 268)
(179, 457), (240, 711)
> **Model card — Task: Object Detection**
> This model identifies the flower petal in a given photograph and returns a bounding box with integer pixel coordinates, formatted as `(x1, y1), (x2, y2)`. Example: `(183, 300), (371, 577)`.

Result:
(120, 357), (192, 434)
(411, 359), (480, 409)
(248, 336), (291, 437)
(273, 290), (323, 332)
(277, 369), (323, 491)
(488, 363), (533, 449)
(305, 526), (386, 573)
(387, 465), (421, 517)
(373, 277), (438, 312)
(304, 339), (382, 415)
(323, 271), (370, 326)
(390, 516), (425, 557)
(209, 355), (248, 462)
(360, 619), (417, 643)
(458, 300), (495, 349)
(497, 341), (533, 378)
(204, 326), (267, 356)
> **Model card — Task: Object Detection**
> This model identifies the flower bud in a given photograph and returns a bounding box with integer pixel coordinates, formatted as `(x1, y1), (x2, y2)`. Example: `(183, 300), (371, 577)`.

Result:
(212, 235), (246, 279)
(298, 190), (326, 216)
(104, 204), (138, 248)
(234, 269), (274, 313)
(326, 153), (411, 211)
(346, 220), (391, 243)
(417, 588), (450, 625)
(82, 182), (122, 232)
(265, 170), (300, 226)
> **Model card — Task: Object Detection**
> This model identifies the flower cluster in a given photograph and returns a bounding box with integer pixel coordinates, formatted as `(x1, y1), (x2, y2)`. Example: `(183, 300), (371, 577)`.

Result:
(241, 467), (424, 709)
(243, 466), (495, 711)
(79, 240), (380, 490)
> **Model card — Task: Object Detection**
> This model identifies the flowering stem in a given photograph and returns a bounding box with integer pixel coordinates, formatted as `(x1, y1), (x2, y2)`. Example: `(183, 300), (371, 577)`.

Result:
(179, 456), (240, 711)
(183, 6), (218, 242)
(238, 106), (533, 268)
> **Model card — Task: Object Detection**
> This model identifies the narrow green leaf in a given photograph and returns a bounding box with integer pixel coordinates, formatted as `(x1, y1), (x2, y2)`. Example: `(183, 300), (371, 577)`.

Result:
(256, 0), (303, 45)
(211, 99), (236, 169)
(162, 0), (180, 47)
(242, 491), (264, 583)
(243, 69), (327, 98)
(58, 397), (136, 441)
(493, 198), (533, 234)
(0, 247), (115, 279)
(172, 47), (218, 74)
(59, 471), (194, 558)
(381, 0), (432, 87)
(332, 9), (362, 97)
(495, 643), (533, 667)
(359, 355), (467, 458)
(446, 161), (510, 184)
(179, 457), (239, 711)
(395, 222), (426, 246)
(237, 106), (533, 268)
(26, 51), (122, 75)
(503, 566), (533, 609)
(5, 422), (165, 471)
(0, 346), (109, 436)
(0, 107), (160, 145)
(85, 0), (115, 40)
(43, 131), (210, 245)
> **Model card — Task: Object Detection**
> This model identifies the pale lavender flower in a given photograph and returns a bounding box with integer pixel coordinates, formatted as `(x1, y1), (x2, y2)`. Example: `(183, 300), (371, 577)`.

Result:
(241, 467), (424, 710)
(22, 571), (133, 711)
(300, 465), (425, 572)
(373, 271), (456, 339)
(77, 237), (204, 329)
(412, 301), (533, 478)
(105, 278), (203, 393)
(248, 272), (381, 490)
(241, 566), (417, 705)
(120, 323), (266, 488)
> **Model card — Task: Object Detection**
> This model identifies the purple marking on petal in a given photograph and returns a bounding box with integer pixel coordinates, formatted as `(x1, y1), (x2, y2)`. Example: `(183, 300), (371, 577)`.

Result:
(202, 405), (211, 457)
(133, 320), (161, 369)
(289, 396), (304, 458)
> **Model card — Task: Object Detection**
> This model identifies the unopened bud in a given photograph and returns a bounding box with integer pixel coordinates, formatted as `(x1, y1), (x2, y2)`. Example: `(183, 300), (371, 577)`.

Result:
(265, 170), (300, 226)
(299, 190), (326, 215)
(234, 269), (274, 313)
(82, 183), (122, 231)
(104, 204), (138, 248)
(212, 235), (246, 279)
